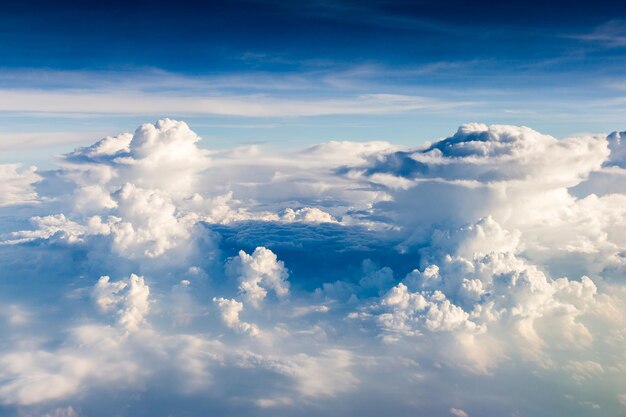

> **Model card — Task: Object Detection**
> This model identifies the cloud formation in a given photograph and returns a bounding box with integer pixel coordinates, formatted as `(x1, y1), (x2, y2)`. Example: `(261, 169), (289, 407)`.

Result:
(0, 120), (625, 416)
(0, 164), (41, 207)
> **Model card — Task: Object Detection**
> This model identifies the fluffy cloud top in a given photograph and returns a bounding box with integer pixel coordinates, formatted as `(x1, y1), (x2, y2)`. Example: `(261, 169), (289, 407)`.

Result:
(93, 274), (150, 332)
(213, 297), (260, 337)
(0, 120), (625, 417)
(227, 247), (290, 308)
(0, 164), (41, 207)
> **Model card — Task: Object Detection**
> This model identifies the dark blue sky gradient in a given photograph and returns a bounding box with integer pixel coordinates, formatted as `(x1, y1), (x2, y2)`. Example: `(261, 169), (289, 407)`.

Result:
(2, 0), (626, 73)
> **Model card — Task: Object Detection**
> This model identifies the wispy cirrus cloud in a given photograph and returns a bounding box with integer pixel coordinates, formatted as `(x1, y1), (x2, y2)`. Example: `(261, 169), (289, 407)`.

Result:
(571, 19), (626, 47)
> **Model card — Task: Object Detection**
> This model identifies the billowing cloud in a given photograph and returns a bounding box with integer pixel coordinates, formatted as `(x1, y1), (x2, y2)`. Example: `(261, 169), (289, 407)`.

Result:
(0, 164), (41, 207)
(227, 247), (290, 308)
(1, 120), (625, 416)
(93, 274), (150, 332)
(213, 297), (260, 336)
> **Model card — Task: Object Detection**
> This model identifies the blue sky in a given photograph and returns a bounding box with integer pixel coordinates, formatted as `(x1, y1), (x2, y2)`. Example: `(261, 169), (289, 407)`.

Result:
(2, 0), (626, 166)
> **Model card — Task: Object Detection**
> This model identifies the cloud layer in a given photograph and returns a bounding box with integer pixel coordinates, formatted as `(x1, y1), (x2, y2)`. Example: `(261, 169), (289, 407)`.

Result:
(0, 120), (625, 416)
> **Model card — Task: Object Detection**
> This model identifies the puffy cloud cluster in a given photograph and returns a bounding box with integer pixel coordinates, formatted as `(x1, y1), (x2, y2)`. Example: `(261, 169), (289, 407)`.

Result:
(348, 124), (625, 277)
(66, 119), (209, 196)
(213, 246), (291, 337)
(3, 120), (385, 259)
(2, 120), (210, 258)
(374, 220), (600, 370)
(93, 274), (150, 332)
(281, 207), (337, 224)
(1, 120), (626, 416)
(227, 247), (290, 308)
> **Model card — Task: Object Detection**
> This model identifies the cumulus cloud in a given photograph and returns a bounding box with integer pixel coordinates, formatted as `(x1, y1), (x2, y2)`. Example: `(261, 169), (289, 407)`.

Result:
(227, 247), (290, 308)
(1, 120), (626, 416)
(347, 124), (624, 277)
(213, 297), (260, 337)
(378, 283), (477, 337)
(93, 274), (150, 332)
(0, 164), (41, 207)
(281, 207), (337, 224)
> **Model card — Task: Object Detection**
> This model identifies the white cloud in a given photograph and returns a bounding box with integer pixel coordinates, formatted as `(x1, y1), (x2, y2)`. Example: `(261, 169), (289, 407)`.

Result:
(93, 274), (150, 332)
(377, 283), (477, 338)
(283, 349), (358, 397)
(227, 247), (290, 308)
(0, 325), (144, 405)
(213, 297), (260, 337)
(3, 214), (101, 244)
(367, 215), (604, 372)
(299, 140), (396, 166)
(291, 304), (330, 317)
(450, 408), (469, 417)
(109, 183), (196, 258)
(0, 131), (108, 152)
(281, 207), (337, 224)
(0, 90), (463, 117)
(0, 164), (41, 207)
(350, 123), (624, 279)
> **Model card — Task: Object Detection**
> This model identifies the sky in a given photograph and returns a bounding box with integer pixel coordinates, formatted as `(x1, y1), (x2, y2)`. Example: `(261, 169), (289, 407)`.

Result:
(1, 2), (626, 417)
(2, 0), (626, 165)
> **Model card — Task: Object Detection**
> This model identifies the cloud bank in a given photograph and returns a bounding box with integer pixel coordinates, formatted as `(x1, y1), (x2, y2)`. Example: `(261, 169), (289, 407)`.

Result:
(0, 120), (625, 416)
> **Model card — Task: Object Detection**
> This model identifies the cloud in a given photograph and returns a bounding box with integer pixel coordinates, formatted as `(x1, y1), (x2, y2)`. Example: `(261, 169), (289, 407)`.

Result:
(226, 247), (290, 308)
(372, 224), (600, 370)
(281, 207), (337, 224)
(1, 119), (626, 416)
(607, 129), (626, 167)
(0, 164), (41, 207)
(66, 119), (210, 197)
(213, 297), (260, 337)
(0, 132), (103, 152)
(93, 274), (150, 332)
(573, 20), (626, 47)
(348, 123), (619, 275)
(0, 90), (463, 117)
(449, 408), (469, 417)
(281, 349), (358, 397)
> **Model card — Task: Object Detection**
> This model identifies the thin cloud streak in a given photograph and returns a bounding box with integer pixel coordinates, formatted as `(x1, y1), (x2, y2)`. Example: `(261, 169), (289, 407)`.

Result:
(571, 20), (626, 47)
(0, 90), (469, 117)
(0, 131), (105, 152)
